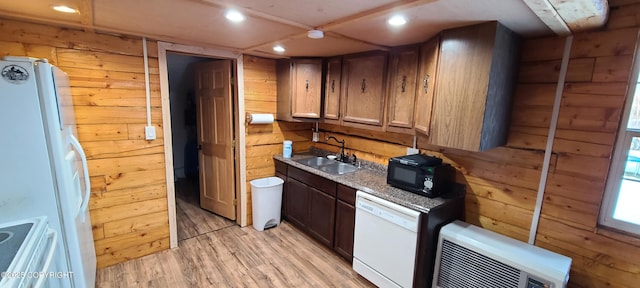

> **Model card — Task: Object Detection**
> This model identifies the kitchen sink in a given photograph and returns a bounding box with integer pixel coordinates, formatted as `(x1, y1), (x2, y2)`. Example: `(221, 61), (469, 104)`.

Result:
(319, 163), (358, 175)
(295, 156), (335, 167)
(294, 156), (358, 175)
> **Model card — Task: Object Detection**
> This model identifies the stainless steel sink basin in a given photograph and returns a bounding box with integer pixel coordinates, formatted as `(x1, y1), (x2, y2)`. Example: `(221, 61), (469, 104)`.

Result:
(319, 163), (358, 175)
(295, 156), (336, 167)
(294, 156), (358, 175)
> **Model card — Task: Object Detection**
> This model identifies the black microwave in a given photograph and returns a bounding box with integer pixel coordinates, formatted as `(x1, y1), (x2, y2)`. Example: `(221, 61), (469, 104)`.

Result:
(387, 154), (453, 198)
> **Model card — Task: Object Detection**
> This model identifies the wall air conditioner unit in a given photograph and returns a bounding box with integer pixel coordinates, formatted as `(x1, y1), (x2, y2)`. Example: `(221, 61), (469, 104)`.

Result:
(433, 221), (572, 288)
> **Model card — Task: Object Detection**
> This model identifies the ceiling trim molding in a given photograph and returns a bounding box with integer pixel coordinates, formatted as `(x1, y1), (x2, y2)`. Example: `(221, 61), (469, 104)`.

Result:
(324, 31), (391, 51)
(316, 0), (438, 31)
(550, 0), (608, 31)
(241, 30), (391, 56)
(522, 0), (572, 36)
(199, 0), (438, 33)
(198, 0), (313, 30)
(0, 13), (243, 55)
(0, 10), (84, 30)
(240, 31), (308, 54)
(78, 0), (95, 32)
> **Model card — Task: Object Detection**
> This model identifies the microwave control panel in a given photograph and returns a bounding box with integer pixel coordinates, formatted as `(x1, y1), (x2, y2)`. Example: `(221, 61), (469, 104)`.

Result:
(423, 177), (434, 191)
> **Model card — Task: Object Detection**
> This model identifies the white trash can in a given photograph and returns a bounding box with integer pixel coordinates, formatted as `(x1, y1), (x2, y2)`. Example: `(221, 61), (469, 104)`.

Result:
(250, 176), (284, 231)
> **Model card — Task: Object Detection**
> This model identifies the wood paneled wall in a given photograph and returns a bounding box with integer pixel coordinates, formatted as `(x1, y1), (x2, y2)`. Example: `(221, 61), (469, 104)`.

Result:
(243, 56), (313, 223)
(533, 3), (640, 286)
(0, 18), (169, 268)
(316, 3), (640, 286)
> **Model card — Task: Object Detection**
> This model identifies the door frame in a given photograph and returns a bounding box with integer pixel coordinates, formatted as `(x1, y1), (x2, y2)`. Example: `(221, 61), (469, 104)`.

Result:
(157, 42), (247, 248)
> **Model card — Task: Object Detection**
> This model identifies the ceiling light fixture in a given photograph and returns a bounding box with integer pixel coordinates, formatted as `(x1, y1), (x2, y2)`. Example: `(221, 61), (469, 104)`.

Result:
(225, 10), (245, 22)
(387, 15), (408, 27)
(273, 45), (285, 53)
(307, 30), (324, 39)
(52, 5), (78, 13)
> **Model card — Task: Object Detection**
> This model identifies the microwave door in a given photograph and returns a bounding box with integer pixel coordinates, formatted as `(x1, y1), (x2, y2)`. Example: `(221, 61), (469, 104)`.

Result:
(392, 165), (421, 186)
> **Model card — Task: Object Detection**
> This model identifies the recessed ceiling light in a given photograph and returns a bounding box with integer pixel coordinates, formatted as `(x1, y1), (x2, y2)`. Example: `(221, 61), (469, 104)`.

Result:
(225, 10), (245, 22)
(52, 5), (78, 13)
(273, 45), (285, 53)
(387, 15), (407, 27)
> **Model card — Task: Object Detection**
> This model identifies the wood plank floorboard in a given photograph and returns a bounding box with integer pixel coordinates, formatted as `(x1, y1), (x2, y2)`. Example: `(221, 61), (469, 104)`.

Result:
(174, 179), (236, 241)
(96, 222), (375, 287)
(97, 178), (373, 287)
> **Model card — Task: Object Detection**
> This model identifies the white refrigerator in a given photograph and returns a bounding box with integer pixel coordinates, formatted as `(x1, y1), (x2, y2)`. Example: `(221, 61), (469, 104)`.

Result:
(0, 56), (96, 288)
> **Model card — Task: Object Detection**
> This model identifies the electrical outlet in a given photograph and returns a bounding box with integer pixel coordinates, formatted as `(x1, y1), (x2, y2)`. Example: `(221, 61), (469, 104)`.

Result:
(145, 126), (156, 140)
(312, 132), (319, 142)
(406, 147), (419, 155)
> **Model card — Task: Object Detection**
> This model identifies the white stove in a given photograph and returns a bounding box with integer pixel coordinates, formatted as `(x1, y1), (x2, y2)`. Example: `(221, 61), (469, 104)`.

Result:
(0, 216), (57, 288)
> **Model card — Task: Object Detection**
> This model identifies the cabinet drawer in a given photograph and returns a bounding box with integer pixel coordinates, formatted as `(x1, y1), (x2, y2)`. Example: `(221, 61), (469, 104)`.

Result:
(288, 166), (337, 196)
(337, 184), (356, 206)
(275, 159), (287, 175)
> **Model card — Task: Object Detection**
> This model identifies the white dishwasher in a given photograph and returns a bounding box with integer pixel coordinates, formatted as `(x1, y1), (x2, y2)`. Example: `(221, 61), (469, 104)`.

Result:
(353, 191), (421, 288)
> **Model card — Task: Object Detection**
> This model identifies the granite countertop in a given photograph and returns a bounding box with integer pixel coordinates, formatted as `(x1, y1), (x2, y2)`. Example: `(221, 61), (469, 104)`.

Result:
(273, 154), (464, 213)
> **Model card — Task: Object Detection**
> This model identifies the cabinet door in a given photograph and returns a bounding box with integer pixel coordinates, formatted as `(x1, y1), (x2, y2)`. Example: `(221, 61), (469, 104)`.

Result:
(343, 52), (388, 127)
(292, 59), (323, 118)
(431, 23), (497, 150)
(307, 187), (336, 248)
(334, 200), (355, 261)
(324, 57), (342, 124)
(414, 36), (440, 136)
(285, 178), (309, 230)
(387, 47), (419, 133)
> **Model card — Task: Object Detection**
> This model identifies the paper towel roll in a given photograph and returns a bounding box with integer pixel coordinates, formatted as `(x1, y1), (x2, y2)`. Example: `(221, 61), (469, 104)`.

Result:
(248, 113), (274, 124)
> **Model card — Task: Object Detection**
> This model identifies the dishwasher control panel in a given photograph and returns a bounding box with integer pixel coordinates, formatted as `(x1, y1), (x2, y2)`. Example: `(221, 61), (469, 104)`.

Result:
(355, 192), (420, 232)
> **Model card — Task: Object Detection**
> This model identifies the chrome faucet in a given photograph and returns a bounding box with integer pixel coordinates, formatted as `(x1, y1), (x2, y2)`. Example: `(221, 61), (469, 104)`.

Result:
(325, 136), (346, 162)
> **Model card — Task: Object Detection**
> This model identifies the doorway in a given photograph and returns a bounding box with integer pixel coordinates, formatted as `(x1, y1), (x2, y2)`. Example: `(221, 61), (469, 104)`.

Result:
(166, 53), (235, 242)
(158, 42), (247, 248)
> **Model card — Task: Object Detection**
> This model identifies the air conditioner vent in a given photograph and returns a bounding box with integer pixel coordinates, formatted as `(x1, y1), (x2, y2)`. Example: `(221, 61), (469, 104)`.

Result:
(433, 221), (572, 288)
(437, 239), (521, 288)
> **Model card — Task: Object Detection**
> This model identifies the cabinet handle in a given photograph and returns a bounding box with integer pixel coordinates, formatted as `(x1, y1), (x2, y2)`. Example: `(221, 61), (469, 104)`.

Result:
(361, 79), (366, 93)
(401, 75), (407, 93)
(331, 80), (335, 93)
(423, 75), (430, 94)
(306, 80), (309, 92)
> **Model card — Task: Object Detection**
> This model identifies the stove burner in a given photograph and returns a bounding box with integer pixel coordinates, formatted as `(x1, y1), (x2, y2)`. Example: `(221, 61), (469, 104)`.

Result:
(0, 223), (33, 280)
(0, 231), (14, 244)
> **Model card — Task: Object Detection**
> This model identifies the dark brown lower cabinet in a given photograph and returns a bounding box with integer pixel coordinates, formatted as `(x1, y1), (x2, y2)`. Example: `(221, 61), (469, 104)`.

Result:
(334, 184), (357, 261)
(283, 165), (337, 249)
(334, 200), (355, 261)
(307, 187), (336, 247)
(285, 178), (309, 229)
(275, 161), (288, 219)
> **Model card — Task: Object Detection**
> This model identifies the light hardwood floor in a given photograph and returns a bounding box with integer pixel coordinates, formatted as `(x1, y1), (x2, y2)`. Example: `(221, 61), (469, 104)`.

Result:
(174, 179), (235, 241)
(96, 179), (374, 287)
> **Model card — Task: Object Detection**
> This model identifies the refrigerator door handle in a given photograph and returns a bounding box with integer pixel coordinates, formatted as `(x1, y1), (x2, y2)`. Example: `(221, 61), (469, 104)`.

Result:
(69, 134), (91, 223)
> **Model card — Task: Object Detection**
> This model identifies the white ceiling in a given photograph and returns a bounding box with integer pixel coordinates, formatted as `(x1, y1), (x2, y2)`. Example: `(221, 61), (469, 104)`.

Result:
(0, 0), (608, 58)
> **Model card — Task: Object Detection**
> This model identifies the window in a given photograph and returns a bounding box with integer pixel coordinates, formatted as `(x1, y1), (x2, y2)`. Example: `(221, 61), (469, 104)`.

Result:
(601, 67), (640, 234)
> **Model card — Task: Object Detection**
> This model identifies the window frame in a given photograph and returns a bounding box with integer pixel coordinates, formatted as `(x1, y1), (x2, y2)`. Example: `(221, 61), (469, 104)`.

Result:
(600, 46), (640, 235)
